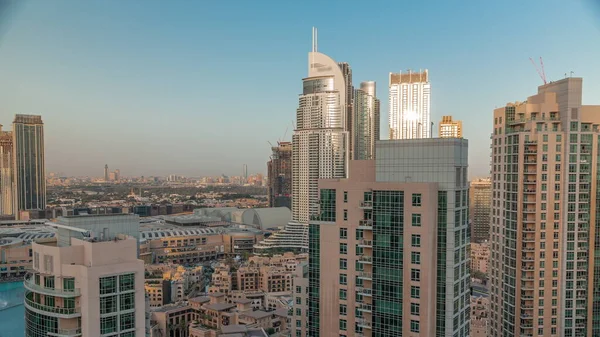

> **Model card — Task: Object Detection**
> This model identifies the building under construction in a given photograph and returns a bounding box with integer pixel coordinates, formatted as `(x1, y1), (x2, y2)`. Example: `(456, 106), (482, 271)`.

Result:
(267, 142), (292, 209)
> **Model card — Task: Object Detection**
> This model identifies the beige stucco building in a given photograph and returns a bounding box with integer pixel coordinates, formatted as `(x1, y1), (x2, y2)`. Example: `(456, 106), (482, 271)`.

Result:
(470, 242), (490, 274)
(489, 77), (600, 337)
(25, 228), (145, 336)
(306, 138), (470, 337)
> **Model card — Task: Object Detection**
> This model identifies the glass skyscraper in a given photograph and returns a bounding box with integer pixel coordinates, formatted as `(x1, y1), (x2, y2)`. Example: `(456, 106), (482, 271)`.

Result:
(13, 114), (45, 218)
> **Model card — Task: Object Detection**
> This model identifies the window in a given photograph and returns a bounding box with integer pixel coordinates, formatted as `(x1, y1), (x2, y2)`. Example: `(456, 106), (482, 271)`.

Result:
(339, 319), (347, 331)
(339, 289), (347, 300)
(412, 193), (422, 206)
(411, 252), (421, 265)
(340, 258), (347, 270)
(120, 292), (135, 311)
(344, 191), (348, 203)
(296, 297), (301, 305)
(339, 228), (347, 239)
(120, 312), (135, 331)
(63, 278), (75, 291)
(411, 303), (420, 316)
(296, 308), (301, 316)
(119, 273), (135, 292)
(100, 295), (118, 314)
(412, 235), (421, 247)
(64, 297), (75, 309)
(100, 276), (117, 295)
(411, 286), (420, 299)
(343, 210), (348, 220)
(339, 304), (347, 315)
(412, 214), (422, 227)
(296, 286), (302, 294)
(44, 276), (55, 289)
(100, 315), (117, 334)
(339, 243), (347, 255)
(410, 320), (420, 332)
(339, 274), (347, 285)
(411, 269), (421, 281)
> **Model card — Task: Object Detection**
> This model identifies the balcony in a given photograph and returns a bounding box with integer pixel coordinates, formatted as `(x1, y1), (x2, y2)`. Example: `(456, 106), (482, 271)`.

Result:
(25, 292), (81, 319)
(359, 201), (373, 210)
(523, 180), (536, 184)
(24, 274), (80, 297)
(356, 318), (372, 329)
(358, 220), (373, 229)
(47, 328), (83, 337)
(522, 236), (535, 243)
(357, 303), (372, 312)
(358, 272), (372, 280)
(523, 208), (536, 213)
(522, 246), (535, 252)
(523, 189), (536, 194)
(357, 287), (372, 296)
(523, 227), (535, 232)
(358, 255), (373, 264)
(358, 239), (373, 248)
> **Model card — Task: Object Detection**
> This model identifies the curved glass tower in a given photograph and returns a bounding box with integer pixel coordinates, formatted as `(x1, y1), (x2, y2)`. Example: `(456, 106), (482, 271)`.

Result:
(292, 50), (349, 224)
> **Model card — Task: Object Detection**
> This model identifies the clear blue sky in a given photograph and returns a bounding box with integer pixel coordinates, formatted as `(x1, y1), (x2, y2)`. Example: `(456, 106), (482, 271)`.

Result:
(0, 0), (599, 177)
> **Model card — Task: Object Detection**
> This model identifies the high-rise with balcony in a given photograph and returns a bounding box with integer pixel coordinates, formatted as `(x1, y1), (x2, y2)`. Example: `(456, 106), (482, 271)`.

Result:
(469, 178), (491, 243)
(13, 114), (45, 218)
(353, 81), (380, 160)
(307, 138), (470, 337)
(0, 125), (14, 216)
(388, 70), (431, 140)
(267, 141), (292, 209)
(291, 31), (349, 225)
(24, 214), (145, 336)
(439, 115), (463, 138)
(489, 77), (600, 337)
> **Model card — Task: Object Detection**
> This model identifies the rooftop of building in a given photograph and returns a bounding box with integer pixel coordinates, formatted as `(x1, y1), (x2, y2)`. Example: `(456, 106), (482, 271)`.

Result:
(204, 302), (236, 311)
(152, 302), (190, 312)
(219, 325), (268, 337)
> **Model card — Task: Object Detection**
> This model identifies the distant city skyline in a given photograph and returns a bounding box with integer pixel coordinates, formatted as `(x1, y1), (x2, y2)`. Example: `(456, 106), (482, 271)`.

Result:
(1, 1), (599, 177)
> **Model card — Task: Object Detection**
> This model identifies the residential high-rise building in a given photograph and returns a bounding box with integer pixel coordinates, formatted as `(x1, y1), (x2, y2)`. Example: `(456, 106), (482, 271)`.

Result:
(469, 178), (491, 243)
(104, 164), (109, 182)
(489, 77), (600, 337)
(388, 70), (431, 139)
(267, 141), (292, 209)
(439, 115), (463, 138)
(353, 81), (380, 160)
(291, 30), (349, 224)
(0, 125), (14, 216)
(24, 214), (145, 336)
(307, 138), (470, 337)
(13, 114), (45, 218)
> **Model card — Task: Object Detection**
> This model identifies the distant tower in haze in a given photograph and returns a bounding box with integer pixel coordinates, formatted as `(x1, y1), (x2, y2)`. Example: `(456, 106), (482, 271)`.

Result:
(352, 81), (380, 159)
(104, 164), (109, 182)
(13, 114), (45, 218)
(267, 142), (292, 209)
(388, 70), (431, 139)
(242, 164), (248, 182)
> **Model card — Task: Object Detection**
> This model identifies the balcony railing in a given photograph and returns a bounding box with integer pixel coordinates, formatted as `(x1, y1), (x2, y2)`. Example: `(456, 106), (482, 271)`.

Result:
(359, 201), (373, 209)
(358, 255), (373, 263)
(47, 328), (83, 336)
(358, 240), (373, 247)
(358, 272), (372, 280)
(25, 294), (81, 318)
(24, 273), (80, 297)
(358, 220), (373, 228)
(357, 303), (372, 312)
(356, 318), (372, 328)
(357, 287), (372, 296)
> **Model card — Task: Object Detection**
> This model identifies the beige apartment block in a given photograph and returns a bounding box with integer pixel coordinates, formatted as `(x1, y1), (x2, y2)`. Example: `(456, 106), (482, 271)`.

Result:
(0, 237), (31, 279)
(469, 178), (491, 243)
(439, 115), (463, 138)
(489, 77), (600, 337)
(306, 138), (470, 337)
(470, 242), (490, 274)
(25, 233), (145, 336)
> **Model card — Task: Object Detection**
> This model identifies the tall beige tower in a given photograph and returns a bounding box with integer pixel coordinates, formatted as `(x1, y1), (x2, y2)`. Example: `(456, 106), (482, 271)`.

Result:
(469, 178), (491, 243)
(0, 125), (14, 216)
(439, 115), (463, 138)
(489, 77), (600, 337)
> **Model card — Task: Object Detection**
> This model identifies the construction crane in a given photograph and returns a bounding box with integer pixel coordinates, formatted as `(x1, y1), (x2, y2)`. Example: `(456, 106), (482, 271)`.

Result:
(529, 57), (547, 85)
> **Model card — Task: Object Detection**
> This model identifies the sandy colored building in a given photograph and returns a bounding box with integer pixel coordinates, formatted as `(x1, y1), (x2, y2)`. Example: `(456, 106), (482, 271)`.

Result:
(25, 222), (145, 336)
(291, 262), (308, 337)
(469, 178), (491, 243)
(470, 296), (489, 337)
(307, 138), (470, 336)
(470, 242), (490, 274)
(489, 77), (600, 337)
(0, 237), (30, 279)
(439, 115), (463, 138)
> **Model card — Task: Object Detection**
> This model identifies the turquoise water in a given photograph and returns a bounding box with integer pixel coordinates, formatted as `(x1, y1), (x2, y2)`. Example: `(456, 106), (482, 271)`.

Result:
(0, 282), (25, 337)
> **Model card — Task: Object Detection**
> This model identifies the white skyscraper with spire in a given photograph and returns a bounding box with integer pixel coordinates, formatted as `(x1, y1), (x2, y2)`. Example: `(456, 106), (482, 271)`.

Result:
(292, 28), (349, 223)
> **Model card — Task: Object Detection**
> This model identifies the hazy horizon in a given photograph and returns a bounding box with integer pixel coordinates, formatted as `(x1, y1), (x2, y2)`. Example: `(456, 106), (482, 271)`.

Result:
(1, 0), (599, 177)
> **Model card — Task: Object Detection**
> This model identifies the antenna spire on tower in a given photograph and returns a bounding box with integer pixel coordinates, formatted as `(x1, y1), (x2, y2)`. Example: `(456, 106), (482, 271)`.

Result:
(312, 27), (318, 52)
